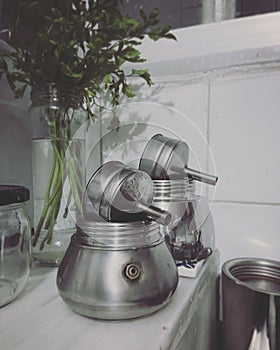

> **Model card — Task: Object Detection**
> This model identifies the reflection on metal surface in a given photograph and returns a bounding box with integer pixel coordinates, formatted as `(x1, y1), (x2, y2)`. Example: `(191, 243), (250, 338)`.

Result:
(248, 320), (270, 350)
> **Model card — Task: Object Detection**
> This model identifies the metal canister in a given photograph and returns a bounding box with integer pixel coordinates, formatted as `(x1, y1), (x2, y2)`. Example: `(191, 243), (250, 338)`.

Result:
(222, 258), (280, 350)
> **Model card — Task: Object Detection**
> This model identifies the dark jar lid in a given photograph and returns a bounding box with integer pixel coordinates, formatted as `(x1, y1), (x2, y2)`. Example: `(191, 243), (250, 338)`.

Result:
(0, 185), (30, 206)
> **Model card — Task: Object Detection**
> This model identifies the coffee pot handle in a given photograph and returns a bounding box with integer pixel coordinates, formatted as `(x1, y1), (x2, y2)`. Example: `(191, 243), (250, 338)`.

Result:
(137, 202), (172, 226)
(183, 167), (218, 186)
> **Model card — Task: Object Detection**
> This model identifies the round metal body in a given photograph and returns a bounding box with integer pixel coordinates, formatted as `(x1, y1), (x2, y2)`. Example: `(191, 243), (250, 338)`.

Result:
(139, 134), (218, 185)
(83, 161), (171, 225)
(222, 258), (280, 350)
(84, 161), (153, 220)
(139, 134), (188, 180)
(56, 218), (178, 320)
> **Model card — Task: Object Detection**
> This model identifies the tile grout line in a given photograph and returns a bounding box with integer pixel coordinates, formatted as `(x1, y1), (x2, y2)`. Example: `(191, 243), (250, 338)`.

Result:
(213, 200), (280, 206)
(206, 78), (211, 200)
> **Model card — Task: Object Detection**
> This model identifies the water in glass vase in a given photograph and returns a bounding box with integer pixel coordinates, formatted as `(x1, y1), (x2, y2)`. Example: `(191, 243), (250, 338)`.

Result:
(32, 138), (85, 266)
(30, 83), (87, 266)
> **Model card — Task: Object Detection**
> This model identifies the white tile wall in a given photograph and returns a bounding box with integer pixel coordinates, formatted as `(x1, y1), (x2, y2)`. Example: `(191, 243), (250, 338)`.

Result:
(207, 70), (280, 264)
(0, 80), (31, 187)
(209, 71), (280, 204)
(150, 81), (209, 172)
(143, 70), (280, 265)
(0, 79), (33, 217)
(212, 202), (280, 264)
(143, 81), (210, 195)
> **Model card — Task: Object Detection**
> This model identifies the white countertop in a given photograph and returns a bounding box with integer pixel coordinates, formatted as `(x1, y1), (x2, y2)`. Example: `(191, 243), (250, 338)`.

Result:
(0, 252), (218, 350)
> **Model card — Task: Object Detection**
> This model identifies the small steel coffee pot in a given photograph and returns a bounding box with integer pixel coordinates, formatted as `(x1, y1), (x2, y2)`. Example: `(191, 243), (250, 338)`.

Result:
(83, 160), (171, 225)
(139, 134), (218, 184)
(57, 218), (178, 320)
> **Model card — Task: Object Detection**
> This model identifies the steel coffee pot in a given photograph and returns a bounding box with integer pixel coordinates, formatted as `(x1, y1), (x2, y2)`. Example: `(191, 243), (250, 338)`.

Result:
(139, 134), (218, 184)
(56, 217), (178, 320)
(83, 161), (171, 225)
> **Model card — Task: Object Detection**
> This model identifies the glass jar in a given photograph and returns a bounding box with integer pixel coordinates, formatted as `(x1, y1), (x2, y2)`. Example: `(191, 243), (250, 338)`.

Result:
(30, 83), (87, 266)
(0, 185), (31, 307)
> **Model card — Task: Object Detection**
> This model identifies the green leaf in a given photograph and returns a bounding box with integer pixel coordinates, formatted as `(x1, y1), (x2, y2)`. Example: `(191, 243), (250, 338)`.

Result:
(0, 58), (8, 71)
(103, 74), (110, 87)
(14, 83), (28, 98)
(164, 32), (177, 40)
(61, 63), (83, 79)
(131, 69), (152, 86)
(139, 6), (147, 22)
(6, 74), (16, 91)
(149, 8), (159, 20)
(123, 85), (135, 98)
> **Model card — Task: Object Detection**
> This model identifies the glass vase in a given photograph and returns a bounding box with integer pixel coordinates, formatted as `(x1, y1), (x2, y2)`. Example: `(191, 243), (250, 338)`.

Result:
(30, 83), (87, 266)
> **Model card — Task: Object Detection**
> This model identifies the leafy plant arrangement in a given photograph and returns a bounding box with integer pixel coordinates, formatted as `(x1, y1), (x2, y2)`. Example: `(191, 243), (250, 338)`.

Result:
(0, 0), (175, 254)
(0, 0), (175, 106)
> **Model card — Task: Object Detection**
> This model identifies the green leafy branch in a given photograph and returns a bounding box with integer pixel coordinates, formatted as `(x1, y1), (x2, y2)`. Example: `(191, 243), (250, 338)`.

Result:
(0, 0), (176, 110)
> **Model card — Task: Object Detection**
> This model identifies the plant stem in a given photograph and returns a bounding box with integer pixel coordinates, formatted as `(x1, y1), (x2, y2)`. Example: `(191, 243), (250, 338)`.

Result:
(33, 107), (84, 251)
(32, 142), (61, 246)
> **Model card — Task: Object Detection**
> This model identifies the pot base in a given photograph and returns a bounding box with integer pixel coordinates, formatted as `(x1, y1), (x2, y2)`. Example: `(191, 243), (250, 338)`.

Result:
(59, 293), (173, 320)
